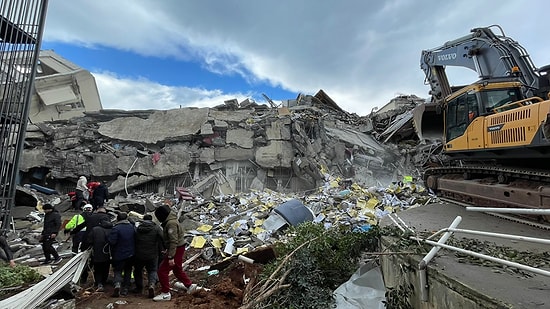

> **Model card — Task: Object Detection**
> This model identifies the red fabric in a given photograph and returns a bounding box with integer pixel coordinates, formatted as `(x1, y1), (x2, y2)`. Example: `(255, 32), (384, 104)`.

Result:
(176, 187), (195, 201)
(152, 152), (161, 165)
(87, 182), (100, 190)
(157, 246), (192, 293)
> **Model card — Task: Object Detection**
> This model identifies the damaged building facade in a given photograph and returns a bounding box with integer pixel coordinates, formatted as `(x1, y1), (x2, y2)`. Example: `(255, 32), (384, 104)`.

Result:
(19, 91), (406, 200)
(29, 50), (102, 123)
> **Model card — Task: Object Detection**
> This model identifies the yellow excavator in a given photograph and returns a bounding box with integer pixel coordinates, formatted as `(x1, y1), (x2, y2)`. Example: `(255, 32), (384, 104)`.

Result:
(417, 25), (550, 215)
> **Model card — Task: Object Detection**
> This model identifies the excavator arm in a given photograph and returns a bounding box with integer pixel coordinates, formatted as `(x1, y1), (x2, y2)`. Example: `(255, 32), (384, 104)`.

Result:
(421, 25), (546, 104)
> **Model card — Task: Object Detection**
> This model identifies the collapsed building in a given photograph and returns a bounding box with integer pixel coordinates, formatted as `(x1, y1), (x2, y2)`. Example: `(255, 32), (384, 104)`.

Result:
(1, 6), (446, 307)
(19, 91), (417, 201)
(1, 49), (437, 203)
(1, 49), (446, 307)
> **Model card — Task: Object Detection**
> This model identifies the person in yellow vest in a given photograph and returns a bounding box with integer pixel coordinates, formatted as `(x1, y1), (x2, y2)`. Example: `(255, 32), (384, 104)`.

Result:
(64, 204), (94, 254)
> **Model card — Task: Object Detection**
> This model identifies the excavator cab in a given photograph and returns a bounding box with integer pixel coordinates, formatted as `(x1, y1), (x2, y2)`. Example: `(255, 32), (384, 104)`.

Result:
(481, 88), (522, 113)
(421, 81), (525, 144)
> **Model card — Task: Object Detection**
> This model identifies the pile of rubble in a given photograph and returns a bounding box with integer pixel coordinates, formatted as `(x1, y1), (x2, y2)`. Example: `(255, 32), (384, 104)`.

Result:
(6, 90), (446, 264)
(19, 91), (429, 199)
(6, 171), (438, 268)
(0, 90), (448, 307)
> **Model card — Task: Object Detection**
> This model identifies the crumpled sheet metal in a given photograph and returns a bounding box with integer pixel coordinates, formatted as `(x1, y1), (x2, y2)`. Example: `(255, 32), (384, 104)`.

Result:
(0, 250), (90, 309)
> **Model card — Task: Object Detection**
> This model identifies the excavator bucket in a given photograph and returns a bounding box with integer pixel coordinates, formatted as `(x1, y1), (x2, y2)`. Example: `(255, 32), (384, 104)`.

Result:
(412, 102), (444, 142)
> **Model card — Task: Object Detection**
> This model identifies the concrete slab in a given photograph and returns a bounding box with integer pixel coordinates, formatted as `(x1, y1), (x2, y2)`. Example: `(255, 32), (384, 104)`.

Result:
(380, 202), (550, 309)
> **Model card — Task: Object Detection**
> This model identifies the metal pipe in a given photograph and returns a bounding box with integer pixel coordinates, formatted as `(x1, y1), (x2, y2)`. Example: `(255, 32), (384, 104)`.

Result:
(125, 157), (139, 196)
(446, 227), (550, 246)
(419, 268), (428, 302)
(395, 214), (414, 232)
(466, 207), (550, 215)
(419, 216), (462, 269)
(387, 214), (405, 232)
(418, 216), (462, 302)
(413, 237), (550, 278)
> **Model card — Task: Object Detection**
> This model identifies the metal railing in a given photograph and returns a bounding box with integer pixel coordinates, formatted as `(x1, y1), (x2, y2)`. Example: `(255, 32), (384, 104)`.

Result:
(387, 211), (550, 302)
(0, 0), (49, 232)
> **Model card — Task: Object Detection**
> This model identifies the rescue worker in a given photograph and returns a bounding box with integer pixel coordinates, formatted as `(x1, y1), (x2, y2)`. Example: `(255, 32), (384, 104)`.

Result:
(64, 204), (93, 254)
(87, 219), (113, 292)
(108, 212), (135, 297)
(133, 214), (164, 298)
(90, 181), (109, 209)
(0, 234), (15, 267)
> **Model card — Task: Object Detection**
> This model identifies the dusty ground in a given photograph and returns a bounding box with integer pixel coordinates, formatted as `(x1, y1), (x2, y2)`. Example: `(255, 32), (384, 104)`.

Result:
(75, 248), (264, 309)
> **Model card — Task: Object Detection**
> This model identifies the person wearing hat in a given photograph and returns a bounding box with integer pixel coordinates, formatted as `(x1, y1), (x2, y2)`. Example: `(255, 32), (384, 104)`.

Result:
(64, 204), (94, 254)
(153, 205), (199, 301)
(133, 214), (164, 298)
(108, 212), (135, 297)
(90, 181), (109, 210)
(87, 218), (113, 292)
(80, 206), (110, 251)
(40, 203), (62, 265)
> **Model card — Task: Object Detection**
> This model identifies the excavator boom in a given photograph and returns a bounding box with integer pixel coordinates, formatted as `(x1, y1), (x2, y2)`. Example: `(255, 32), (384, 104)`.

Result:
(418, 25), (550, 220)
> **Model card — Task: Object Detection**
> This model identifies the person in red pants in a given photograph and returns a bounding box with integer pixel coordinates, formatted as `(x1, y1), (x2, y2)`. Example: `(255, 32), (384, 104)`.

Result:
(153, 204), (202, 301)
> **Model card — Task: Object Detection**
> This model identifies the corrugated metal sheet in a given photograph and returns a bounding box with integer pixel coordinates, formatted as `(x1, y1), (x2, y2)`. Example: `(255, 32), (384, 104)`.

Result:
(0, 250), (90, 309)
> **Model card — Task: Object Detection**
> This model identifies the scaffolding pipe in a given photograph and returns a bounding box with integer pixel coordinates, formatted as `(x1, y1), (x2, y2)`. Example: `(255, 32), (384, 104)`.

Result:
(395, 214), (413, 231)
(413, 237), (550, 278)
(125, 157), (139, 196)
(387, 214), (406, 232)
(418, 216), (462, 301)
(419, 216), (462, 269)
(428, 227), (550, 246)
(466, 207), (550, 215)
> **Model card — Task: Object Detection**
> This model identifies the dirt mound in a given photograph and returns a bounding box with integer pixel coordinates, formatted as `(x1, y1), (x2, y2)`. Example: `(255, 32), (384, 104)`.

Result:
(75, 250), (263, 308)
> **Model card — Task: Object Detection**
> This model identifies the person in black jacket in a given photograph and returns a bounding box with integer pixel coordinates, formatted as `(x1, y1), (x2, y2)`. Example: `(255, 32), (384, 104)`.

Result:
(87, 219), (113, 292)
(80, 206), (111, 251)
(132, 214), (164, 298)
(91, 181), (109, 210)
(40, 203), (62, 265)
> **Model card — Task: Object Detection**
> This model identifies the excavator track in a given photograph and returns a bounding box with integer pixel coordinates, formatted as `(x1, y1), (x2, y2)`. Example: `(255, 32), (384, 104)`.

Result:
(424, 165), (550, 224)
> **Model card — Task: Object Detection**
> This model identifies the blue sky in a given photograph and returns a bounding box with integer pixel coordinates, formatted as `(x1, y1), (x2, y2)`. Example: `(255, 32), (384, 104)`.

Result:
(41, 0), (550, 115)
(41, 41), (295, 100)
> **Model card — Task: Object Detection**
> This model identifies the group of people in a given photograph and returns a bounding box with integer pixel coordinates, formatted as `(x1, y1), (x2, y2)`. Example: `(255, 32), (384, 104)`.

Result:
(72, 176), (109, 211)
(61, 202), (199, 301)
(36, 175), (200, 302)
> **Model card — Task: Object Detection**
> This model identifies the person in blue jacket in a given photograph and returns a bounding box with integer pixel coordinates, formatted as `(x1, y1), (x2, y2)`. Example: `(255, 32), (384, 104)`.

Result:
(108, 212), (135, 297)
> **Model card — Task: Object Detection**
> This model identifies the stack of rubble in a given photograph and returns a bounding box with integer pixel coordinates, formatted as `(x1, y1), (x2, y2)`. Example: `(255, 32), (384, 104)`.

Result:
(19, 91), (414, 198)
(8, 90), (441, 265)
(6, 172), (437, 267)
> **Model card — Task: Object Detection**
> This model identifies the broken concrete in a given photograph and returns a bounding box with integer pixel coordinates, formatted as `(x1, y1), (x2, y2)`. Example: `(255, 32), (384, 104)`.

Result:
(19, 91), (415, 198)
(98, 108), (210, 143)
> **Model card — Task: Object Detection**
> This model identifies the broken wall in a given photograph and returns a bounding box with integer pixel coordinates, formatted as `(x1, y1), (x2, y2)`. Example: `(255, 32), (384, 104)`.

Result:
(19, 98), (400, 198)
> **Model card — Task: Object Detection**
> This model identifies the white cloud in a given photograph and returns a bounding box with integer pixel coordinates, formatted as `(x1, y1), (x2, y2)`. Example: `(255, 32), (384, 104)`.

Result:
(94, 72), (252, 110)
(44, 0), (550, 115)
